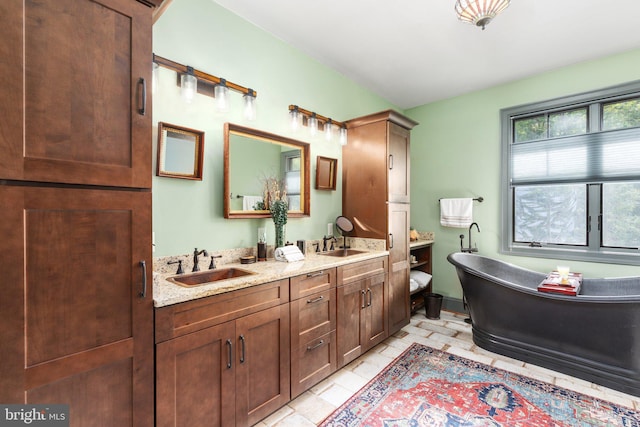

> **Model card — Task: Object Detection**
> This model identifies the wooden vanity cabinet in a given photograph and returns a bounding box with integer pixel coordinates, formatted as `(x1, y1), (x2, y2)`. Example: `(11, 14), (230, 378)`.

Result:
(336, 257), (389, 368)
(290, 268), (337, 398)
(0, 1), (156, 425)
(155, 280), (291, 427)
(1, 0), (152, 188)
(343, 111), (418, 336)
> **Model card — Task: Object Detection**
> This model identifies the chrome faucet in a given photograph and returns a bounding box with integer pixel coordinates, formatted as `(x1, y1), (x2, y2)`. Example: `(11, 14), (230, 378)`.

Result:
(192, 247), (209, 272)
(462, 222), (480, 253)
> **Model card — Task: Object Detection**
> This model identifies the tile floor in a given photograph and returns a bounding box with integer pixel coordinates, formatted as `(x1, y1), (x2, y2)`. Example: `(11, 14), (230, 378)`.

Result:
(255, 310), (640, 426)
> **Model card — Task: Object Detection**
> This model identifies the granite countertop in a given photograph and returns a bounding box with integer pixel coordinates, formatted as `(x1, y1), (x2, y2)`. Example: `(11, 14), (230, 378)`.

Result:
(153, 249), (389, 308)
(410, 239), (434, 249)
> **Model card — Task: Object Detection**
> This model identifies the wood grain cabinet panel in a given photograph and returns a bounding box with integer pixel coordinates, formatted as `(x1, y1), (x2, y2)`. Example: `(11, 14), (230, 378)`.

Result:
(155, 284), (291, 427)
(289, 268), (337, 397)
(336, 258), (389, 369)
(0, 0), (152, 188)
(0, 186), (154, 426)
(343, 111), (417, 336)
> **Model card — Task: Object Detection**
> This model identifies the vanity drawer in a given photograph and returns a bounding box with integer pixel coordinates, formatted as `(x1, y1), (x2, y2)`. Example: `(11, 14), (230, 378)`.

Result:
(155, 279), (289, 343)
(337, 256), (388, 285)
(290, 268), (336, 300)
(290, 288), (336, 344)
(291, 330), (336, 398)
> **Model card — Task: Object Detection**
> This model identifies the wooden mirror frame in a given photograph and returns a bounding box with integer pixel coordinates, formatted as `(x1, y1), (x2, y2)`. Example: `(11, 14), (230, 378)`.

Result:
(156, 122), (204, 180)
(315, 156), (337, 190)
(224, 123), (310, 219)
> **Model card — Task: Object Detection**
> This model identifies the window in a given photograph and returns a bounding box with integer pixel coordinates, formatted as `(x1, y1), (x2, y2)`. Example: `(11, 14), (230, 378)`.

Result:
(501, 81), (640, 265)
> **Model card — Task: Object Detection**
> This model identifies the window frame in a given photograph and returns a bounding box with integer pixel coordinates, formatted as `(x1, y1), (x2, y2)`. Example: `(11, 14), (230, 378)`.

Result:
(500, 80), (640, 265)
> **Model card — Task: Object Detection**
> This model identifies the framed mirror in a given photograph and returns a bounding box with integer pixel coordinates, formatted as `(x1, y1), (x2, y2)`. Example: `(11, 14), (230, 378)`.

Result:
(156, 122), (204, 180)
(316, 156), (337, 190)
(224, 123), (310, 218)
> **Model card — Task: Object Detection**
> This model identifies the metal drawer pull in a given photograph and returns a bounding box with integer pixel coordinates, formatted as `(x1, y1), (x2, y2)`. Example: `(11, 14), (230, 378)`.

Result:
(306, 270), (325, 278)
(307, 340), (325, 351)
(226, 339), (232, 369)
(139, 260), (147, 298)
(239, 335), (246, 364)
(307, 295), (324, 304)
(138, 77), (146, 115)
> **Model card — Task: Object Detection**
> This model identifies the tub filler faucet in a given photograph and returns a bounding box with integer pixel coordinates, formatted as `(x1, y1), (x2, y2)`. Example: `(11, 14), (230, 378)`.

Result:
(461, 222), (480, 253)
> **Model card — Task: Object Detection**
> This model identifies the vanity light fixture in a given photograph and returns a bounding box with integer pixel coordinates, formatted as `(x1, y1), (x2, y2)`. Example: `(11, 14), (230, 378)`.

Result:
(243, 89), (257, 121)
(153, 54), (257, 120)
(324, 118), (334, 141)
(180, 66), (197, 103)
(455, 0), (510, 30)
(214, 78), (230, 112)
(339, 125), (348, 146)
(287, 105), (347, 144)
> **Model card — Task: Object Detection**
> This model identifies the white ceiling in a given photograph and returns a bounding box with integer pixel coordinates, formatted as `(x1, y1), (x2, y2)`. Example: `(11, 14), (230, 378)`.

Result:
(211, 0), (640, 109)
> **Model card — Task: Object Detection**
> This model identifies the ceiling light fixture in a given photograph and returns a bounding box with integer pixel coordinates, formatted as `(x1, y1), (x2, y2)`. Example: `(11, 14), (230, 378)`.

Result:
(454, 0), (510, 30)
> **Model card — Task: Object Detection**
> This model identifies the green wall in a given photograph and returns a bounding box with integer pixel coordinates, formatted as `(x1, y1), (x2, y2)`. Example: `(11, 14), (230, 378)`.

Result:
(152, 0), (397, 256)
(154, 0), (640, 299)
(407, 49), (640, 300)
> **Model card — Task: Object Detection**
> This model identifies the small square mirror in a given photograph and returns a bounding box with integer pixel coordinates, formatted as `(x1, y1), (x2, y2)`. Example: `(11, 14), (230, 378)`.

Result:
(156, 122), (204, 180)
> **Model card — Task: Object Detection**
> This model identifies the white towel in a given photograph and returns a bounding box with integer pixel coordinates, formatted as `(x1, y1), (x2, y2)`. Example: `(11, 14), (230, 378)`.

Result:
(440, 198), (473, 228)
(242, 195), (263, 210)
(274, 245), (305, 262)
(410, 270), (432, 289)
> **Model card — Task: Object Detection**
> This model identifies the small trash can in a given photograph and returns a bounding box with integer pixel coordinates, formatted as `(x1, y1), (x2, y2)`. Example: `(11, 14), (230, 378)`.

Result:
(424, 292), (443, 320)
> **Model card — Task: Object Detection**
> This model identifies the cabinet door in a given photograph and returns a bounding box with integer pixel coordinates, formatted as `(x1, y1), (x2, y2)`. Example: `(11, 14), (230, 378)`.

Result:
(336, 281), (366, 368)
(364, 273), (388, 349)
(0, 185), (153, 426)
(235, 304), (290, 426)
(156, 321), (236, 427)
(388, 202), (411, 334)
(1, 0), (152, 188)
(388, 122), (411, 203)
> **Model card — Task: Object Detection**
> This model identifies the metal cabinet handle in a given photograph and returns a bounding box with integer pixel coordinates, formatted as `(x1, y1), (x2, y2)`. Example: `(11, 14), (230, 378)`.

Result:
(307, 295), (324, 304)
(306, 270), (325, 278)
(306, 339), (325, 351)
(389, 233), (394, 249)
(367, 288), (372, 307)
(239, 335), (246, 364)
(139, 260), (147, 298)
(138, 77), (146, 115)
(361, 289), (366, 309)
(389, 154), (394, 170)
(226, 339), (233, 369)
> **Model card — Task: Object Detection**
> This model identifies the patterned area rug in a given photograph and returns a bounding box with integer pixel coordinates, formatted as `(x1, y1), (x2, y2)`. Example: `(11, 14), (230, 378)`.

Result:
(319, 343), (640, 427)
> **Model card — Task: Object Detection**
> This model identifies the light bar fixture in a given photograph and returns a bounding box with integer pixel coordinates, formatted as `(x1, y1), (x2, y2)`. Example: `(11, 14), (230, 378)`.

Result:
(153, 54), (257, 120)
(288, 105), (347, 145)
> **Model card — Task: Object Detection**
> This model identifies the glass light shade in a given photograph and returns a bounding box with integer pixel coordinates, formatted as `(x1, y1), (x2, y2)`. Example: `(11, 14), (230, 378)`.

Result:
(243, 91), (257, 121)
(290, 108), (302, 131)
(308, 114), (318, 136)
(324, 120), (334, 141)
(339, 126), (348, 146)
(455, 0), (510, 29)
(214, 81), (229, 112)
(180, 72), (197, 103)
(152, 62), (159, 95)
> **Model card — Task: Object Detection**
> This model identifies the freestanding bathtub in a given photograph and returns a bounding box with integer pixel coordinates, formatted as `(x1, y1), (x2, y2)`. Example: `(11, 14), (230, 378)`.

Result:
(447, 252), (640, 397)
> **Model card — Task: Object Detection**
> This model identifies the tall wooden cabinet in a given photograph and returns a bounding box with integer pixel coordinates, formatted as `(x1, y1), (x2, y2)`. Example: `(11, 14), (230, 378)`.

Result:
(343, 111), (418, 335)
(0, 1), (156, 426)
